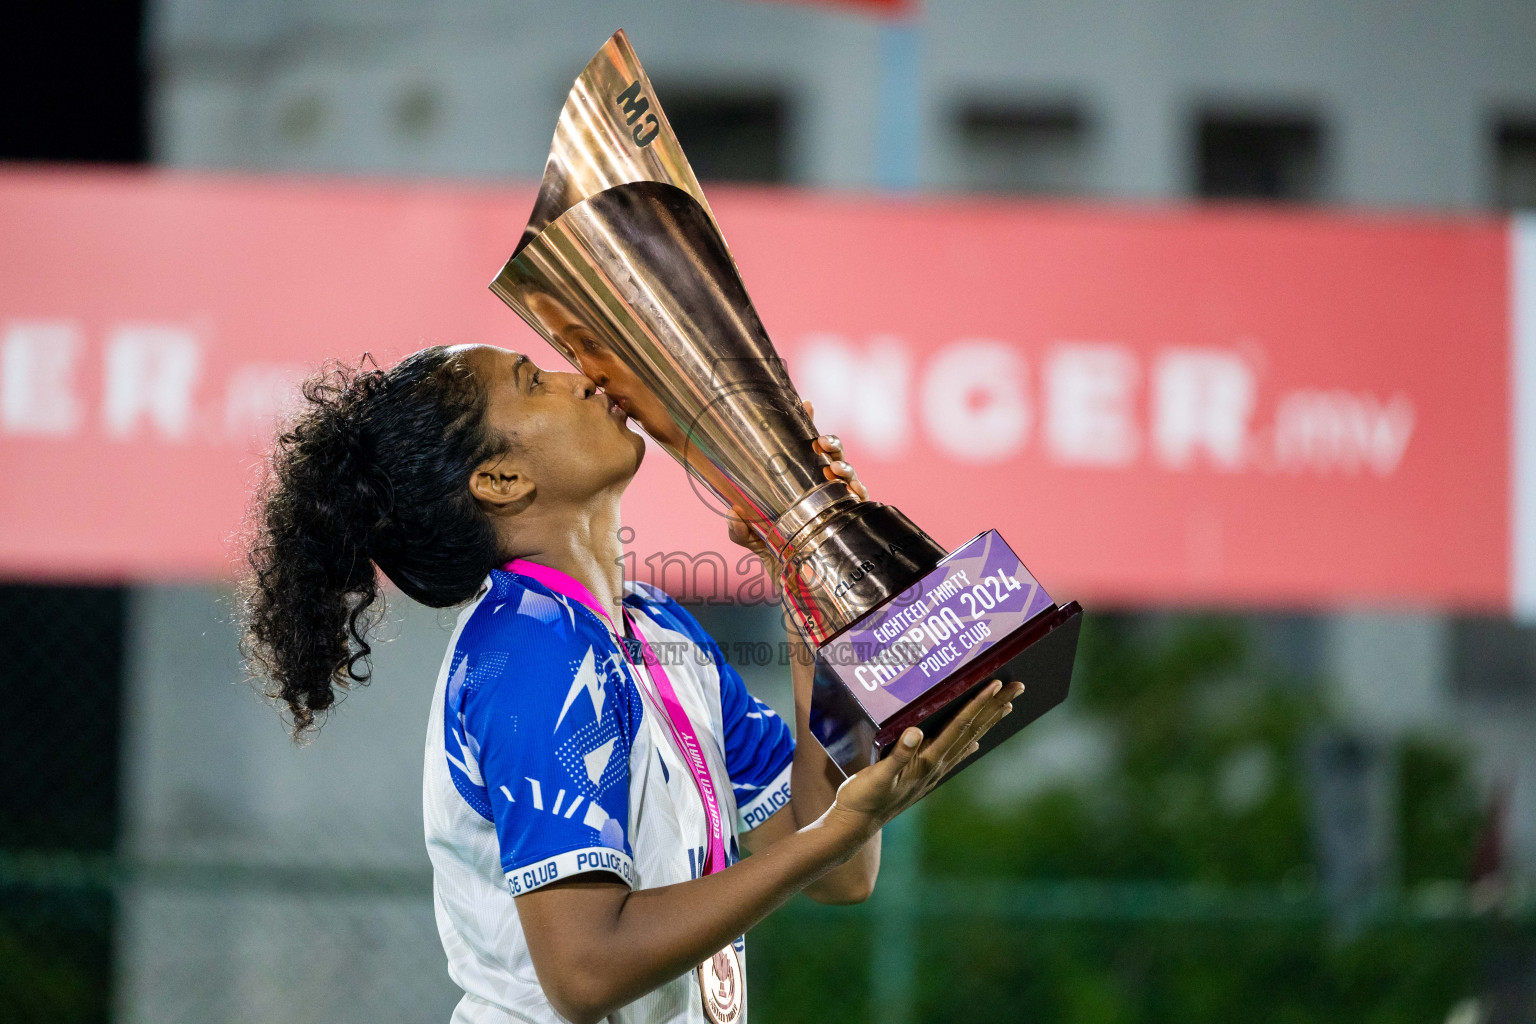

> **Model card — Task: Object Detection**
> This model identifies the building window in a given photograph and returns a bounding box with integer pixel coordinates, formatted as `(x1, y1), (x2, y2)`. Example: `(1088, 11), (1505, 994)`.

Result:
(658, 92), (789, 184)
(1450, 617), (1536, 706)
(954, 102), (1091, 196)
(1493, 119), (1536, 210)
(1196, 113), (1325, 202)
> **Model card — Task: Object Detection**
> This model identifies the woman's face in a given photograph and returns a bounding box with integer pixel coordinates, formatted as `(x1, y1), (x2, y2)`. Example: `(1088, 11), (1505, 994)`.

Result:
(521, 292), (681, 449)
(455, 344), (644, 500)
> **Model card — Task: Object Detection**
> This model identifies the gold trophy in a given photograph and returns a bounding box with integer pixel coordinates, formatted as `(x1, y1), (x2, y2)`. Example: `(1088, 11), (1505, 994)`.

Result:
(491, 30), (1081, 787)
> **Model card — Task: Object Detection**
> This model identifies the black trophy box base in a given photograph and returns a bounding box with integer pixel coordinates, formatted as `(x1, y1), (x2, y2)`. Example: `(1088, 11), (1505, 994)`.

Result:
(875, 601), (1082, 791)
(809, 599), (1083, 793)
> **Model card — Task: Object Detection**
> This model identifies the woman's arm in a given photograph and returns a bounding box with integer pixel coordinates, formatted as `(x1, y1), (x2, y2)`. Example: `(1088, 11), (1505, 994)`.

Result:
(514, 681), (1021, 1024)
(738, 624), (882, 904)
(731, 417), (885, 901)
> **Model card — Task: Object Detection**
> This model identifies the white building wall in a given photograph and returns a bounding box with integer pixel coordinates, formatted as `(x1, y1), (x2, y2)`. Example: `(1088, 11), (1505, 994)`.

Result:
(149, 0), (1536, 204)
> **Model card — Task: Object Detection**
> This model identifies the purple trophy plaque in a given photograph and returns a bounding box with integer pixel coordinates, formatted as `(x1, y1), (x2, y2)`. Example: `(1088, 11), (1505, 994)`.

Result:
(809, 530), (1082, 782)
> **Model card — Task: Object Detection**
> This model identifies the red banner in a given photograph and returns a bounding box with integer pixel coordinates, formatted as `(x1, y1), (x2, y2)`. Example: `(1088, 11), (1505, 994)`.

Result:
(0, 169), (1511, 610)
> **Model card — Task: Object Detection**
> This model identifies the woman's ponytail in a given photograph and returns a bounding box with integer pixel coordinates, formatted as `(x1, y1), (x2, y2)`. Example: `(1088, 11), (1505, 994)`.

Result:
(240, 349), (506, 737)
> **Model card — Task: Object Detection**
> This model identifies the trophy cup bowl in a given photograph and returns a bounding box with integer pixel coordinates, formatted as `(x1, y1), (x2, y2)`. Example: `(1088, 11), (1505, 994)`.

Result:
(491, 30), (1082, 785)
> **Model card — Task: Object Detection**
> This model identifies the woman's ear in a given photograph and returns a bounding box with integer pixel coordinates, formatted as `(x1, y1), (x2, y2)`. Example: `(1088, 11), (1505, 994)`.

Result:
(470, 457), (535, 514)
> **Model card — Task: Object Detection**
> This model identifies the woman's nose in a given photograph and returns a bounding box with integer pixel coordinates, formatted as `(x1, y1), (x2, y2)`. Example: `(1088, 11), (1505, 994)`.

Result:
(559, 371), (598, 397)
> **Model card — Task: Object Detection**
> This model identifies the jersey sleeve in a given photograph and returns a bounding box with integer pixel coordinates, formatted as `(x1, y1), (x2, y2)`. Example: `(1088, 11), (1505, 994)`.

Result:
(625, 582), (796, 832)
(453, 602), (641, 896)
(717, 656), (796, 832)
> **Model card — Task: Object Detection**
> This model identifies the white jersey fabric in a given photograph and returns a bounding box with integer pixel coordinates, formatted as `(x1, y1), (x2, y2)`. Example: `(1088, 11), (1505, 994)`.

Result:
(423, 563), (795, 1024)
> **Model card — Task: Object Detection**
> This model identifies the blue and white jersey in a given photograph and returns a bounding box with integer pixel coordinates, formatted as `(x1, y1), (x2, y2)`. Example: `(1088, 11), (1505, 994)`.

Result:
(423, 564), (795, 1024)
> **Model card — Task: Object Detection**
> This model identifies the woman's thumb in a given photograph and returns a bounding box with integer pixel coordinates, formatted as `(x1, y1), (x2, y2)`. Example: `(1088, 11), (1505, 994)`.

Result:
(885, 727), (923, 774)
(845, 727), (924, 798)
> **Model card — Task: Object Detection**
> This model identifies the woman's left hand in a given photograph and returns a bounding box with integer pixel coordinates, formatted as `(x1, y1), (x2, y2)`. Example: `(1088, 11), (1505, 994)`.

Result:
(804, 398), (869, 502)
(727, 400), (866, 577)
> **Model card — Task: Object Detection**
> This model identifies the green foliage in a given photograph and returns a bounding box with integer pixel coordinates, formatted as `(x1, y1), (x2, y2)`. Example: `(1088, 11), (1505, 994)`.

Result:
(749, 909), (1507, 1024)
(1398, 740), (1484, 884)
(0, 891), (111, 1024)
(905, 919), (1498, 1024)
(749, 910), (871, 1023)
(925, 613), (1322, 884)
(750, 611), (1523, 1024)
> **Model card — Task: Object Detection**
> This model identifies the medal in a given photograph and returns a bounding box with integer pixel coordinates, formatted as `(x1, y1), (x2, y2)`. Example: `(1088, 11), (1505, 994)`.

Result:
(697, 943), (743, 1024)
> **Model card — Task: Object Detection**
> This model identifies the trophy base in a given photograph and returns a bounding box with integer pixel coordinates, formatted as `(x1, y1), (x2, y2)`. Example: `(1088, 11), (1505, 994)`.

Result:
(807, 530), (1081, 788)
(870, 601), (1081, 788)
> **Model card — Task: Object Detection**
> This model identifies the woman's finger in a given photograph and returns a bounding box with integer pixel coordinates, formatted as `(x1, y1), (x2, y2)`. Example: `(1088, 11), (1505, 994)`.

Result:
(867, 727), (923, 790)
(972, 681), (1022, 735)
(934, 683), (1023, 776)
(727, 505), (774, 560)
(960, 684), (1021, 750)
(938, 704), (1009, 776)
(726, 507), (751, 538)
(923, 680), (1004, 760)
(898, 687), (998, 792)
(811, 434), (868, 500)
(826, 460), (855, 488)
(924, 686), (1015, 782)
(802, 399), (816, 421)
(824, 459), (869, 500)
(814, 434), (843, 457)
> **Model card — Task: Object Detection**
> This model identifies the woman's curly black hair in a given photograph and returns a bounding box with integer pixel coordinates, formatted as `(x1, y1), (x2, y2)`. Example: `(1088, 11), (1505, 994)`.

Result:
(240, 347), (509, 737)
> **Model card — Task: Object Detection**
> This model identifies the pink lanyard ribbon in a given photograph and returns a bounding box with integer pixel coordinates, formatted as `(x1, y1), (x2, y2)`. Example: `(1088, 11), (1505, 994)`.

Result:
(505, 560), (728, 876)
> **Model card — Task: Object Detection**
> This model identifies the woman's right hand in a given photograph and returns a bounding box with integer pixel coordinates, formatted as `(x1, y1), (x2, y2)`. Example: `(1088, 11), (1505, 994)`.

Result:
(825, 679), (1025, 837)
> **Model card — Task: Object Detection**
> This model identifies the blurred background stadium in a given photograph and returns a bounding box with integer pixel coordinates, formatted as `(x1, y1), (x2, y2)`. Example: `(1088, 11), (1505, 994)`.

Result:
(3, 1), (1536, 1022)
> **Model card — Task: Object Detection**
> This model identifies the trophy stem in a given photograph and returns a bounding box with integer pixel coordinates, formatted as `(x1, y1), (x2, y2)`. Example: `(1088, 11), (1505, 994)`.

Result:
(765, 482), (860, 558)
(777, 501), (946, 647)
